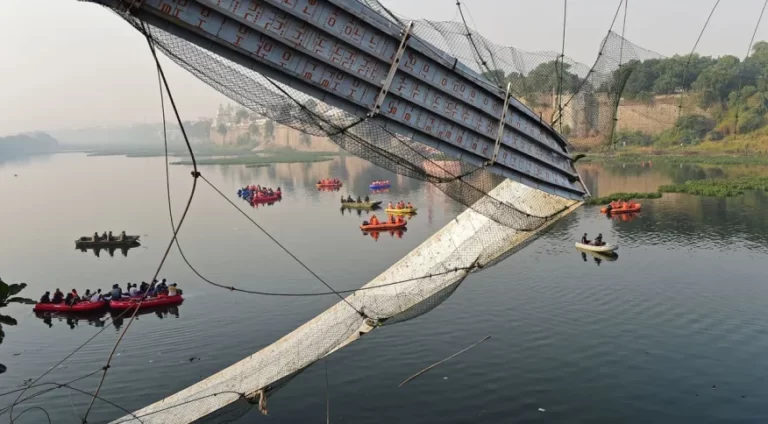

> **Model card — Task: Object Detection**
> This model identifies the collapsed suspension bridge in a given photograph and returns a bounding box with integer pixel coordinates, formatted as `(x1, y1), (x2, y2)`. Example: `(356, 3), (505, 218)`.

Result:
(68, 0), (628, 421)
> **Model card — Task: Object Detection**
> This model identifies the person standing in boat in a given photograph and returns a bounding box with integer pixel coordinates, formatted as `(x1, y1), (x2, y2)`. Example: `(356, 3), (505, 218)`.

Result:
(119, 231), (126, 241)
(364, 195), (370, 203)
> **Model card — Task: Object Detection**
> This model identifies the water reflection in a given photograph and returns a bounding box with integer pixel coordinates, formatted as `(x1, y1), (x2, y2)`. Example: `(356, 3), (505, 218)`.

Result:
(76, 245), (140, 257)
(33, 311), (107, 329)
(606, 212), (639, 223)
(110, 306), (181, 331)
(361, 229), (407, 242)
(576, 161), (768, 197)
(580, 250), (619, 266)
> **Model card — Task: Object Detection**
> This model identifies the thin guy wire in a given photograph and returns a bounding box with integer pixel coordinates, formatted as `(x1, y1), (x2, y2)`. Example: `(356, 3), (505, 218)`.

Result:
(734, 0), (768, 133)
(81, 27), (200, 423)
(553, 0), (624, 126)
(609, 0), (629, 149)
(677, 0), (721, 121)
(557, 0), (567, 132)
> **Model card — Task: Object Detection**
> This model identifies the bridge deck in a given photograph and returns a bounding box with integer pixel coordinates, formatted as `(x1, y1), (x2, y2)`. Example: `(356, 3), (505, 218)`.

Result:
(88, 0), (587, 200)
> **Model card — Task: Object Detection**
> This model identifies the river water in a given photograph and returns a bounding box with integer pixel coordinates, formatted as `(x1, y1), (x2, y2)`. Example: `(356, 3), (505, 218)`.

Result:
(1, 153), (768, 423)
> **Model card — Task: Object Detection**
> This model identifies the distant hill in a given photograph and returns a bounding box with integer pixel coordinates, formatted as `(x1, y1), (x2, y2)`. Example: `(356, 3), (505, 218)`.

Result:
(50, 120), (212, 150)
(0, 132), (60, 157)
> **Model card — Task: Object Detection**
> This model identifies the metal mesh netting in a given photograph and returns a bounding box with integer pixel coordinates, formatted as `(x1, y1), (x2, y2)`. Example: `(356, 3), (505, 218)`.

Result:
(361, 0), (663, 150)
(118, 13), (575, 232)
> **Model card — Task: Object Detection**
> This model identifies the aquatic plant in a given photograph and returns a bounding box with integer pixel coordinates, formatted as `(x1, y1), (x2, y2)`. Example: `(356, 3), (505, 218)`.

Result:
(0, 278), (35, 374)
(659, 176), (768, 197)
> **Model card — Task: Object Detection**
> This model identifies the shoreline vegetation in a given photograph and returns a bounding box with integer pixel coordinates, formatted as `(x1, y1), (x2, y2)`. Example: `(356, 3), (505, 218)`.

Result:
(577, 151), (768, 165)
(586, 176), (768, 204)
(171, 150), (340, 166)
(77, 145), (342, 164)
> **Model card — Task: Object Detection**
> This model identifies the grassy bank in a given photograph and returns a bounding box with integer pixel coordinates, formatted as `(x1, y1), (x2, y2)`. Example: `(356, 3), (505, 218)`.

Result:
(86, 145), (254, 158)
(578, 152), (768, 166)
(171, 150), (339, 166)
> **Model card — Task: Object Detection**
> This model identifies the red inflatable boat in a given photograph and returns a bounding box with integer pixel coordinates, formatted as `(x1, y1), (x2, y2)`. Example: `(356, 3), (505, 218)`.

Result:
(251, 193), (282, 203)
(316, 182), (342, 188)
(109, 295), (184, 311)
(360, 221), (407, 231)
(33, 300), (108, 313)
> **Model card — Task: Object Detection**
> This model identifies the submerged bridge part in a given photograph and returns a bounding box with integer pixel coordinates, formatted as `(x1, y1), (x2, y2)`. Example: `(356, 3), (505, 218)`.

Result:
(109, 180), (580, 424)
(87, 0), (587, 200)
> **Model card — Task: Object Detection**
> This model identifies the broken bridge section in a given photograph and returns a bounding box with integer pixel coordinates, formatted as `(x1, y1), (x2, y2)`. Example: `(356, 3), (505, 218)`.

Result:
(87, 0), (588, 200)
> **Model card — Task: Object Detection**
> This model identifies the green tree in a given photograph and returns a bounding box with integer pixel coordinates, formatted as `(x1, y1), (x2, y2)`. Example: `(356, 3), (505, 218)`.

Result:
(0, 278), (34, 374)
(264, 120), (275, 140)
(235, 108), (249, 123)
(526, 61), (579, 94)
(216, 123), (228, 135)
(692, 55), (740, 107)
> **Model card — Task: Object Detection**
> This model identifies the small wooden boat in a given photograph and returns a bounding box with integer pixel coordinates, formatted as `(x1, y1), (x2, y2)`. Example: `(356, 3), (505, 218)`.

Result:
(75, 235), (140, 248)
(385, 207), (418, 214)
(341, 200), (382, 209)
(360, 221), (407, 231)
(109, 295), (184, 311)
(574, 242), (618, 253)
(33, 300), (108, 313)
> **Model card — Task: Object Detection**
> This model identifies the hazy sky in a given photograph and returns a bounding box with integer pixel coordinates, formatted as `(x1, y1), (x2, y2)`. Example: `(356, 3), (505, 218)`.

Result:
(1, 0), (766, 136)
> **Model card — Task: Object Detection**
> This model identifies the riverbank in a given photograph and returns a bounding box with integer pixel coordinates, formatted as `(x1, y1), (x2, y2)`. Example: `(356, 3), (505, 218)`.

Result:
(587, 176), (768, 204)
(171, 150), (340, 166)
(578, 152), (768, 166)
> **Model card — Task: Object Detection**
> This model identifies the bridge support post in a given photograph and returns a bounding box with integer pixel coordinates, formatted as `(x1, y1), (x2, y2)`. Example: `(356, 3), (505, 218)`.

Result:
(368, 21), (414, 118)
(490, 82), (512, 165)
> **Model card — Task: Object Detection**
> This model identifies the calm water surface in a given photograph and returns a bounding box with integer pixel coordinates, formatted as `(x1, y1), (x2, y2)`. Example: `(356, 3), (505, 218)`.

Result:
(1, 153), (768, 423)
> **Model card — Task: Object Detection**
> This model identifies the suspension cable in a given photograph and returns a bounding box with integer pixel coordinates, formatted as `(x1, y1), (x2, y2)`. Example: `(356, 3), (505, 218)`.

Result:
(557, 0), (567, 132)
(734, 0), (768, 133)
(81, 25), (201, 423)
(677, 0), (721, 122)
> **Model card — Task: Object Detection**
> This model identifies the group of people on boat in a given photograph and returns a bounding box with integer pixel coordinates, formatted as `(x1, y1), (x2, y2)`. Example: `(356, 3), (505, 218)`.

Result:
(371, 180), (390, 186)
(38, 279), (180, 306)
(86, 231), (129, 242)
(607, 200), (638, 210)
(342, 195), (370, 203)
(581, 233), (605, 246)
(318, 178), (341, 185)
(388, 200), (412, 210)
(365, 214), (405, 226)
(241, 185), (280, 198)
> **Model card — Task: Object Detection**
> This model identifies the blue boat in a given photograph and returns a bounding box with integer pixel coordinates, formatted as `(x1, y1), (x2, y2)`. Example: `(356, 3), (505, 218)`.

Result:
(369, 181), (391, 190)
